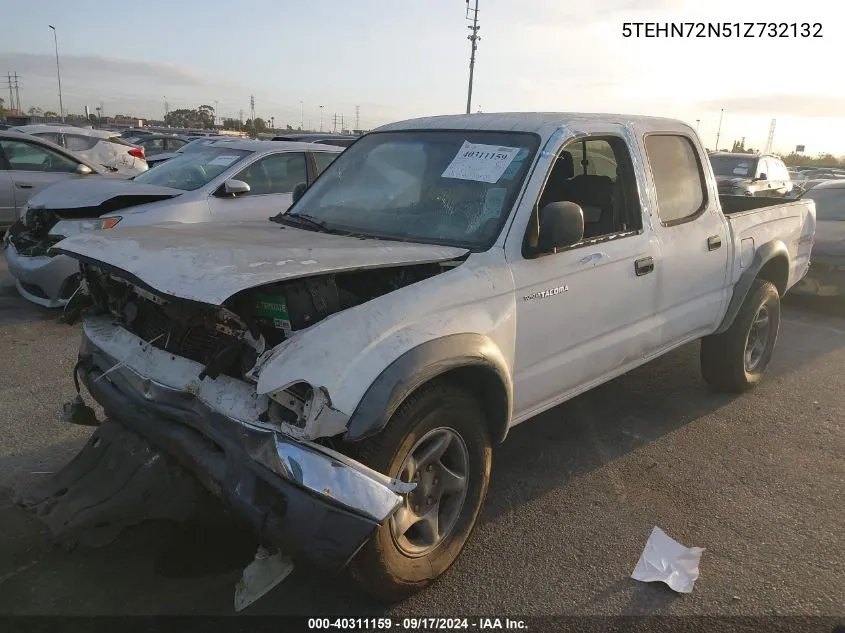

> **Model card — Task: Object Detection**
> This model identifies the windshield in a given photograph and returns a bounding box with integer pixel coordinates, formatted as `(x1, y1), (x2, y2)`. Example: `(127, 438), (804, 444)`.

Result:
(286, 130), (539, 248)
(132, 147), (251, 191)
(709, 155), (758, 178)
(804, 187), (845, 221)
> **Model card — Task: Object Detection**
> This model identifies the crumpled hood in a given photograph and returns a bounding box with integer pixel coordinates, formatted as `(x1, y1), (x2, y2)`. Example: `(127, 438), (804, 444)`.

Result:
(812, 220), (845, 258)
(26, 178), (183, 210)
(54, 220), (469, 305)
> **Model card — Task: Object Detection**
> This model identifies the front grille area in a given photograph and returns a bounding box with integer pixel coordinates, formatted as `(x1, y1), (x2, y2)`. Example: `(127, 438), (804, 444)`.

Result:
(126, 298), (234, 367)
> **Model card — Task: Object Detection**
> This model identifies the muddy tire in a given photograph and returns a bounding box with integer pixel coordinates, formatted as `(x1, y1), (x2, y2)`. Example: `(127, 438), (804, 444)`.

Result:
(701, 279), (781, 393)
(347, 382), (492, 602)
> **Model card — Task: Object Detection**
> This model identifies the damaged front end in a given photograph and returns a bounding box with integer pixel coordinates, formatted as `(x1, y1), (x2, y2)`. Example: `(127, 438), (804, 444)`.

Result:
(41, 259), (454, 569)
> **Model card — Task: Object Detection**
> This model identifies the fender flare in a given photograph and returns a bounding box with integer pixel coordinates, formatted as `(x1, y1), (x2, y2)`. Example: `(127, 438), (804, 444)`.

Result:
(343, 333), (513, 443)
(715, 240), (789, 334)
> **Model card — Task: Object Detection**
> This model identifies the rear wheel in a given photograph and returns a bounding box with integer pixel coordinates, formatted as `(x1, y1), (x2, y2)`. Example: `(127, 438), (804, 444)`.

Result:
(347, 383), (492, 602)
(701, 279), (781, 392)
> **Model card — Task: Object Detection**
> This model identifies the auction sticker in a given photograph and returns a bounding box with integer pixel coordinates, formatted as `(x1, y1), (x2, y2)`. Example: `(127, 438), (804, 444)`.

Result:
(442, 141), (521, 183)
(209, 155), (240, 166)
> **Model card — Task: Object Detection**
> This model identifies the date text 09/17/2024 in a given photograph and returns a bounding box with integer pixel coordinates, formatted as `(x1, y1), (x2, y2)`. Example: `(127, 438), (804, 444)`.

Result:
(307, 618), (528, 630)
(621, 22), (822, 38)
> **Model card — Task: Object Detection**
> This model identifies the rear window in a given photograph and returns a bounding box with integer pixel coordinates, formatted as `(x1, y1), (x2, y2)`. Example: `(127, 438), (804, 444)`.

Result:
(105, 136), (134, 147)
(65, 134), (100, 151)
(313, 151), (339, 175)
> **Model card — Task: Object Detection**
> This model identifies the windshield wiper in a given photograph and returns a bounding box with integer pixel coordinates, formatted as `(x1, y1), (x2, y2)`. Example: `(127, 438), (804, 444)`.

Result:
(270, 212), (332, 233)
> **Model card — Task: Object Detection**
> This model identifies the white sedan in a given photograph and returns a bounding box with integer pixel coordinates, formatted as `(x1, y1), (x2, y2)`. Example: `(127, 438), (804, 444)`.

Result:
(4, 139), (342, 307)
(12, 124), (149, 176)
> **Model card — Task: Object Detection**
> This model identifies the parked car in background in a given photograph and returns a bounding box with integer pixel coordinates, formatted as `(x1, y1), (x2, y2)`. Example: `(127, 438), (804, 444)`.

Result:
(271, 133), (358, 147)
(4, 140), (342, 307)
(709, 152), (793, 197)
(144, 136), (244, 168)
(792, 180), (845, 297)
(801, 168), (845, 180)
(0, 130), (108, 231)
(13, 125), (148, 176)
(124, 134), (190, 157)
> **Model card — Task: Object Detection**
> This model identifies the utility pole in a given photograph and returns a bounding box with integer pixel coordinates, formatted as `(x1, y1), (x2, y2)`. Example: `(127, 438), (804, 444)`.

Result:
(465, 0), (481, 115)
(695, 119), (700, 131)
(163, 96), (169, 124)
(6, 73), (13, 114)
(48, 25), (64, 121)
(14, 72), (22, 113)
(99, 101), (105, 123)
(250, 95), (255, 123)
(239, 109), (244, 125)
(341, 114), (344, 133)
(764, 118), (776, 154)
(319, 105), (324, 132)
(714, 108), (724, 151)
(214, 100), (219, 126)
(355, 105), (360, 132)
(333, 113), (337, 133)
(299, 100), (304, 130)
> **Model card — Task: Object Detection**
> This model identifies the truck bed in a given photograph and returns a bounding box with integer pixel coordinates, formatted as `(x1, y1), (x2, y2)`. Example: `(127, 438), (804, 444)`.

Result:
(719, 194), (799, 215)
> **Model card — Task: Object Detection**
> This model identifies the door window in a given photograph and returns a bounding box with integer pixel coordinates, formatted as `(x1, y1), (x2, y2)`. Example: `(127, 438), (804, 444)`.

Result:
(233, 153), (307, 195)
(166, 138), (187, 152)
(33, 132), (62, 145)
(142, 138), (167, 156)
(644, 135), (707, 225)
(313, 151), (339, 176)
(0, 139), (79, 173)
(527, 136), (642, 251)
(65, 134), (100, 151)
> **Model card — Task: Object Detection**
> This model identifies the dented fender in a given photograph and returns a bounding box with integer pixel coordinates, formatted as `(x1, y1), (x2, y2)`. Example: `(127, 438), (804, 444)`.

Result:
(254, 252), (517, 440)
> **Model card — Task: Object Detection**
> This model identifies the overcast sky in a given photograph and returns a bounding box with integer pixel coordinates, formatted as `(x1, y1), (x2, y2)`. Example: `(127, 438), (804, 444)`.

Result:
(0, 0), (841, 154)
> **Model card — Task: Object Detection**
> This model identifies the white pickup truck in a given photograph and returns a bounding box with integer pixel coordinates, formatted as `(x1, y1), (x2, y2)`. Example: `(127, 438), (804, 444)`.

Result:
(35, 113), (815, 602)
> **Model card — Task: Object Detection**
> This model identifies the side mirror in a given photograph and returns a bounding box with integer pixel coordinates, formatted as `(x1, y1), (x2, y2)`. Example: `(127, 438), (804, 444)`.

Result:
(537, 202), (584, 253)
(292, 182), (307, 204)
(75, 164), (93, 176)
(224, 179), (251, 195)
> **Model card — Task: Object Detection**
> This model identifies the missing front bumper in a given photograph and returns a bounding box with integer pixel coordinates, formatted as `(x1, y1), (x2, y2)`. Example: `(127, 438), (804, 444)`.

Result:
(71, 319), (408, 570)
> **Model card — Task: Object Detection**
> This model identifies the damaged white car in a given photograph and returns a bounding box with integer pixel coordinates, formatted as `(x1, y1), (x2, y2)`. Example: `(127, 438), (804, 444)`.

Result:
(23, 113), (815, 604)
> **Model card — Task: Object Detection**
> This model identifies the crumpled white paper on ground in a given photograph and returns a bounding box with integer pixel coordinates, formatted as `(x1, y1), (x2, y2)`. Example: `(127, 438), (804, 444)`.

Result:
(631, 526), (705, 593)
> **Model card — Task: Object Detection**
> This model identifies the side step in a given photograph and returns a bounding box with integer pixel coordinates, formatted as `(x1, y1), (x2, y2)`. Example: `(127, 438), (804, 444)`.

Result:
(13, 419), (204, 548)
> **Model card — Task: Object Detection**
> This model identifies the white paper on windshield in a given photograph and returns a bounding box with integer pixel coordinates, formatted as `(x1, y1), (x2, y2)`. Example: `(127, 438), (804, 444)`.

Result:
(441, 141), (521, 184)
(733, 166), (749, 175)
(209, 155), (240, 167)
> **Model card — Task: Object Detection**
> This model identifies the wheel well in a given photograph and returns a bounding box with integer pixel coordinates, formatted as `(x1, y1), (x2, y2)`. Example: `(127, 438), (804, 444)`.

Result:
(426, 365), (510, 444)
(757, 256), (789, 296)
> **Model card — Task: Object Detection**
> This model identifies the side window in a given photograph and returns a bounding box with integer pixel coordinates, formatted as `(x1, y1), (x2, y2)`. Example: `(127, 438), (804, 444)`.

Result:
(644, 135), (706, 225)
(167, 138), (187, 151)
(33, 132), (61, 145)
(143, 138), (167, 155)
(0, 139), (79, 173)
(527, 136), (642, 251)
(313, 151), (338, 176)
(65, 134), (99, 151)
(234, 153), (307, 195)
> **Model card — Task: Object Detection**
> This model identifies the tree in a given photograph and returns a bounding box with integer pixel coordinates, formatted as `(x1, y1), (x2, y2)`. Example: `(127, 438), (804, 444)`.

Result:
(43, 110), (58, 118)
(253, 117), (267, 133)
(197, 104), (215, 129)
(222, 117), (242, 131)
(0, 97), (5, 117)
(28, 106), (43, 116)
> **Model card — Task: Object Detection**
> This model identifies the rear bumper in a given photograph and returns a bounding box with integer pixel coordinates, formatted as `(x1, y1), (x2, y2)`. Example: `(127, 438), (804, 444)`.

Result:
(77, 321), (406, 570)
(4, 241), (79, 308)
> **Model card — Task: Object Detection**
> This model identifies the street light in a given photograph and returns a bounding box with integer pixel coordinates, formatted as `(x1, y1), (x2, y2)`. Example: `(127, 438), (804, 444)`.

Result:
(299, 101), (304, 131)
(48, 25), (64, 122)
(715, 108), (725, 151)
(319, 105), (324, 132)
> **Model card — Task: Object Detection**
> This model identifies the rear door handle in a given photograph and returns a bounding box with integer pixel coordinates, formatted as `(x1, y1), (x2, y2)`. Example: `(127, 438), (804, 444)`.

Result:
(707, 235), (722, 250)
(15, 182), (33, 189)
(635, 256), (654, 276)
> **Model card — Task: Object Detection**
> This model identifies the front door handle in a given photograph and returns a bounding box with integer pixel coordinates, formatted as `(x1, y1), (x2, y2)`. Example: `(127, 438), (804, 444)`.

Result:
(634, 256), (654, 276)
(707, 235), (722, 250)
(15, 182), (33, 189)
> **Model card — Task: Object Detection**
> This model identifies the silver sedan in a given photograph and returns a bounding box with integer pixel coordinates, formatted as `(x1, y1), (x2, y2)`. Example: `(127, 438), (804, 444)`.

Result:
(4, 139), (342, 308)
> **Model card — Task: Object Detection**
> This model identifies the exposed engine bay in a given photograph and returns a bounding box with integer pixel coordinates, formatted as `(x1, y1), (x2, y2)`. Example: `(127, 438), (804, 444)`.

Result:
(71, 260), (452, 385)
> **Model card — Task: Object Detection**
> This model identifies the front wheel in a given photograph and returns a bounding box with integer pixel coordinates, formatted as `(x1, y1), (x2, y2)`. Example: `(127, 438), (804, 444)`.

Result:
(701, 279), (781, 392)
(347, 383), (492, 602)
